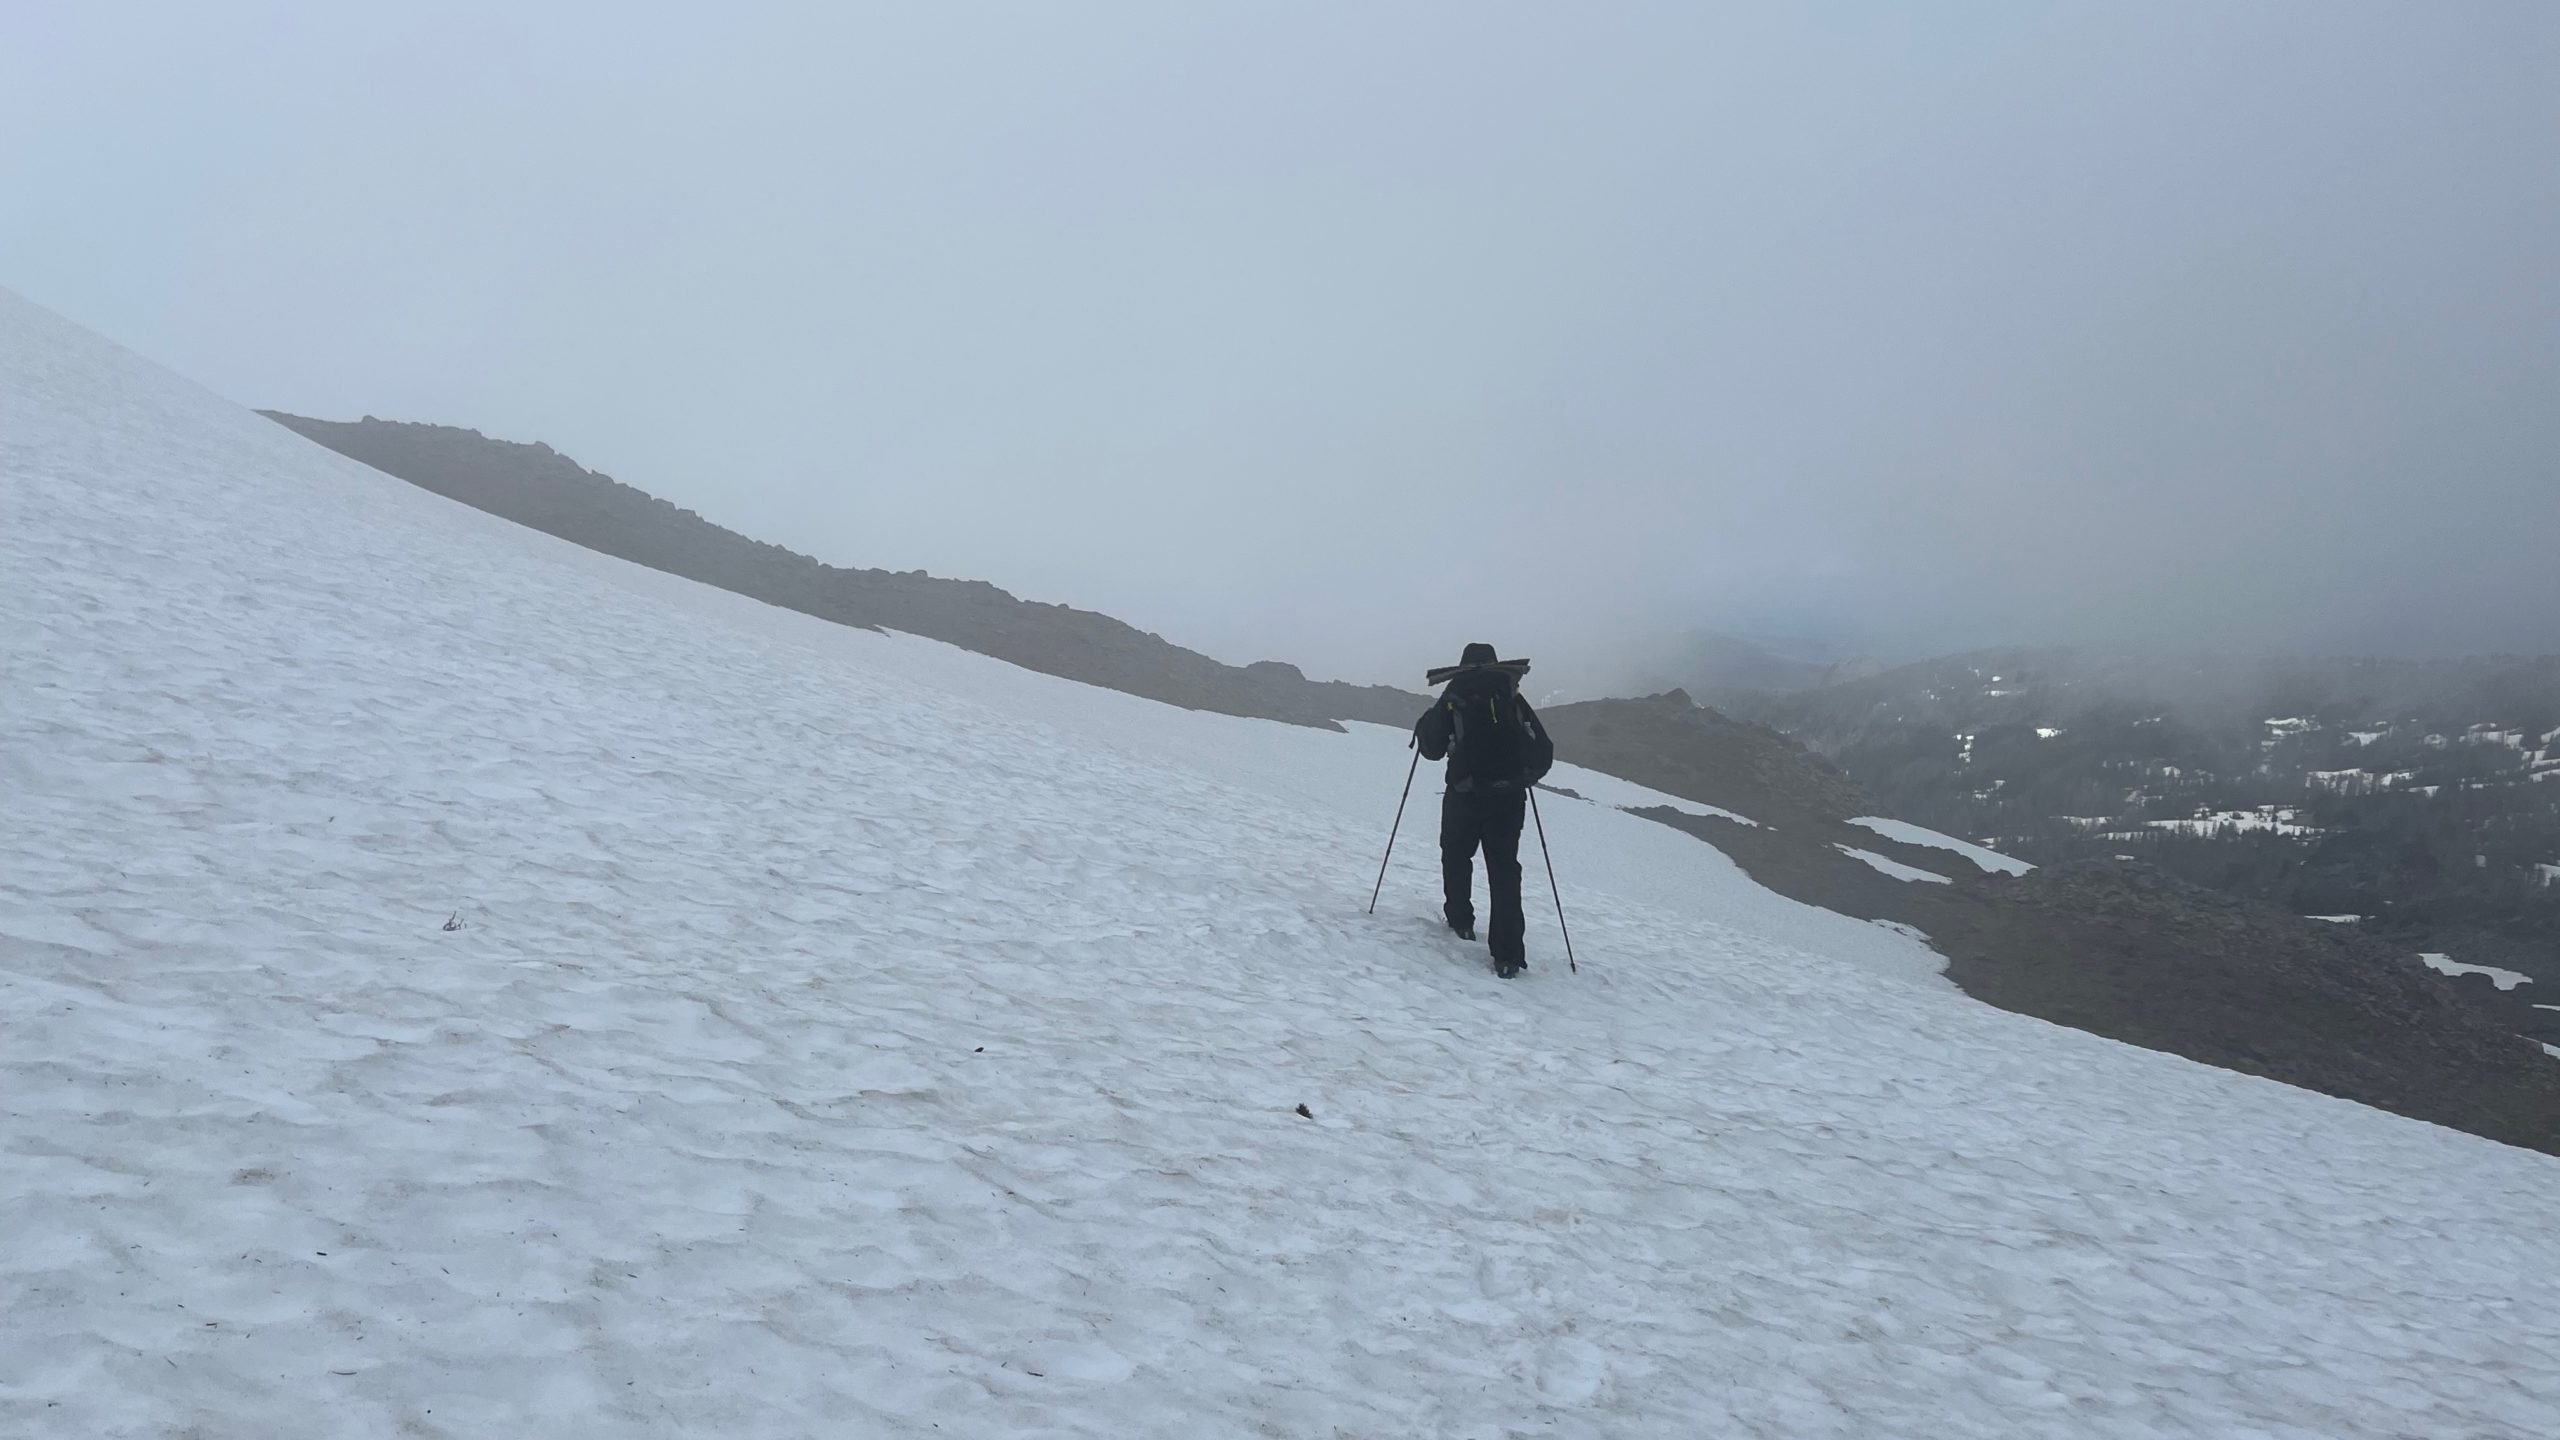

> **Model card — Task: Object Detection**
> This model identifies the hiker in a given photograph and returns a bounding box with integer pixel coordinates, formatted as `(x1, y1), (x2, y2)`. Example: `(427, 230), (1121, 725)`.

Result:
(1414, 644), (1555, 977)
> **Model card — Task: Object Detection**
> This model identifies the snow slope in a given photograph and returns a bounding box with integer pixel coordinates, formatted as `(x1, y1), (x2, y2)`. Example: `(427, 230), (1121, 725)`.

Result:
(5, 290), (2559, 1438)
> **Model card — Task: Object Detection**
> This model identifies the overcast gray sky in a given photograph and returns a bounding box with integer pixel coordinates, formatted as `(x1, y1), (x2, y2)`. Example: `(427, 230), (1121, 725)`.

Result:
(7, 2), (2554, 691)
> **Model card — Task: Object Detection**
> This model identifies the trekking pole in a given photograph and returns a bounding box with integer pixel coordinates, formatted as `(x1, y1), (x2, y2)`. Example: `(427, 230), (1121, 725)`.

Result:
(1528, 788), (1577, 973)
(1366, 745), (1422, 915)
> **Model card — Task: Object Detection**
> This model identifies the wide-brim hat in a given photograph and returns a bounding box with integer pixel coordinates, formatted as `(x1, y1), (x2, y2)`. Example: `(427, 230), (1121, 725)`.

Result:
(1425, 655), (1531, 686)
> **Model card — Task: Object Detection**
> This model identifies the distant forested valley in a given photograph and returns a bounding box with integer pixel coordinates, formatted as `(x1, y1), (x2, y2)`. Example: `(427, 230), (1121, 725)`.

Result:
(1727, 651), (2560, 983)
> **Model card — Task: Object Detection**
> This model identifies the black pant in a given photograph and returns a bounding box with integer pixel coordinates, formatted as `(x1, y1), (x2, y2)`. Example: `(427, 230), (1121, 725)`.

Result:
(1441, 786), (1527, 964)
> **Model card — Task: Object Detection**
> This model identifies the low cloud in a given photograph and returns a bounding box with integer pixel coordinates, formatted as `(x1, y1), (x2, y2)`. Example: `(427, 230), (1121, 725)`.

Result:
(6, 4), (2551, 691)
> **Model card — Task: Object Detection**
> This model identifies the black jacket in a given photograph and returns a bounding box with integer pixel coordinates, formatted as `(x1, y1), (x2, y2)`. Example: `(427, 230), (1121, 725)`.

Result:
(1415, 667), (1555, 791)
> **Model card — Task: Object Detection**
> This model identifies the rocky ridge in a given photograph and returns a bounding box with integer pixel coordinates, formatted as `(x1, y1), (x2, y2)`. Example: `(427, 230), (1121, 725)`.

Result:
(263, 413), (1422, 732)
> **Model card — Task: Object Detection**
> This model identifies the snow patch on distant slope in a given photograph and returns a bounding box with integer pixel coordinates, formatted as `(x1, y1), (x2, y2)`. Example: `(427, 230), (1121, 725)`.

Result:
(1540, 766), (1763, 827)
(2418, 954), (2534, 991)
(1851, 816), (2033, 875)
(1836, 844), (1955, 885)
(2151, 806), (2319, 837)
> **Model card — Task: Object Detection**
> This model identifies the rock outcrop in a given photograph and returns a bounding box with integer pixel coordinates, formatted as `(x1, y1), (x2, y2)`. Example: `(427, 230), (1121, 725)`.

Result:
(1539, 690), (1868, 828)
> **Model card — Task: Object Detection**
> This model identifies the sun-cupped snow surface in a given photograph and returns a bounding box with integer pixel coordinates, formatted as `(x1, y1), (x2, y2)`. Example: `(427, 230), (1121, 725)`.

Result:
(1849, 815), (2032, 875)
(1832, 845), (1953, 886)
(6, 292), (2560, 1439)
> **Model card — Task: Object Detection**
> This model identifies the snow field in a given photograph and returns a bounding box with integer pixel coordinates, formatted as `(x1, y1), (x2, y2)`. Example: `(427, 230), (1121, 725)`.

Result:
(6, 291), (2560, 1438)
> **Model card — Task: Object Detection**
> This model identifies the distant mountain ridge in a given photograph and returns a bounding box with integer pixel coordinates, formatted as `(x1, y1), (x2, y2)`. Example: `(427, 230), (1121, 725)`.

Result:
(262, 412), (1424, 732)
(1538, 688), (1869, 829)
(1622, 629), (1879, 700)
(1739, 646), (2560, 737)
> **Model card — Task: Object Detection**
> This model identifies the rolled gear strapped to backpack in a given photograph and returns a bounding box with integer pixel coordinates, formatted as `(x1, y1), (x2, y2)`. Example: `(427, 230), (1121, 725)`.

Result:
(1415, 653), (1554, 794)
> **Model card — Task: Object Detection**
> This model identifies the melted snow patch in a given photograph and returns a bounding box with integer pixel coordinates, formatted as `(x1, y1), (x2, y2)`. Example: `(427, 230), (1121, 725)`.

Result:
(1836, 844), (1954, 885)
(1850, 817), (2034, 876)
(2417, 954), (2532, 991)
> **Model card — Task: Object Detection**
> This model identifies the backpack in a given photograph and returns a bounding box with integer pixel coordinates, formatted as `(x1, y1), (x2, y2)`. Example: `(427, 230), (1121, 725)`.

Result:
(1422, 667), (1553, 788)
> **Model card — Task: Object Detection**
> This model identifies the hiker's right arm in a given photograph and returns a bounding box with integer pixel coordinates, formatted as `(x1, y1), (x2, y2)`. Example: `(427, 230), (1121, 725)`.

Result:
(1414, 701), (1452, 761)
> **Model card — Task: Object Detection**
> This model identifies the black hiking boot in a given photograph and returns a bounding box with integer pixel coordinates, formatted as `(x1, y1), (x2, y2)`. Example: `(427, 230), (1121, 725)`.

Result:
(1448, 917), (1477, 942)
(1495, 957), (1525, 979)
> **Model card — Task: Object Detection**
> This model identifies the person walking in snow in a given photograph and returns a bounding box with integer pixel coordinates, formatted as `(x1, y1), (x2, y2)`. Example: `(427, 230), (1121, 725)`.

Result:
(1414, 644), (1555, 978)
